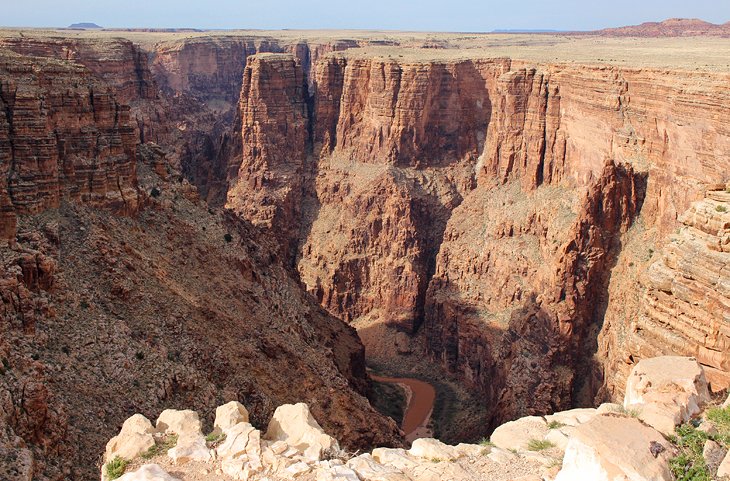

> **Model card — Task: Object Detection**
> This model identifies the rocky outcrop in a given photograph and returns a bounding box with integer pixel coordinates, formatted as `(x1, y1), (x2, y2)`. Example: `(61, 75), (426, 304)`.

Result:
(424, 159), (645, 424)
(297, 57), (510, 330)
(555, 415), (675, 481)
(313, 56), (510, 166)
(100, 356), (717, 481)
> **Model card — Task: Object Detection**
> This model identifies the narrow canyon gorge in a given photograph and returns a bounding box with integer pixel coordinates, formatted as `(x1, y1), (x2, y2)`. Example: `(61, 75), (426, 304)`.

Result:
(0, 29), (729, 480)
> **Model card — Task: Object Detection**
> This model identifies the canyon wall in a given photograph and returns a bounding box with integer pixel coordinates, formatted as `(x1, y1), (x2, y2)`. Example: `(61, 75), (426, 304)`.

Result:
(0, 49), (139, 242)
(2, 31), (730, 478)
(220, 44), (730, 424)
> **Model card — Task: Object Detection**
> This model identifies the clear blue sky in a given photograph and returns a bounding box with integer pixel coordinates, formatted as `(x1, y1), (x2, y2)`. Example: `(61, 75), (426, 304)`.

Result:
(5, 0), (730, 31)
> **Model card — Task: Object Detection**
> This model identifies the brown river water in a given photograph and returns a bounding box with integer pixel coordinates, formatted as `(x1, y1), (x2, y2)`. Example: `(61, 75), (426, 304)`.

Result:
(370, 373), (436, 441)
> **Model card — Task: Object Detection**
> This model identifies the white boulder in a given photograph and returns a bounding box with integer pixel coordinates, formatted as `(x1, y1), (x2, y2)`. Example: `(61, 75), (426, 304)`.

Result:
(167, 436), (211, 464)
(555, 415), (674, 481)
(156, 409), (203, 440)
(216, 423), (257, 459)
(316, 464), (360, 481)
(347, 453), (410, 481)
(105, 414), (156, 462)
(215, 401), (249, 432)
(624, 356), (710, 434)
(490, 416), (549, 451)
(265, 403), (339, 461)
(116, 464), (180, 481)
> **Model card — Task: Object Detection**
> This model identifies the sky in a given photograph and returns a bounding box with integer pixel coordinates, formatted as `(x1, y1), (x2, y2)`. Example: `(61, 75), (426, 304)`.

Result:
(4, 0), (730, 32)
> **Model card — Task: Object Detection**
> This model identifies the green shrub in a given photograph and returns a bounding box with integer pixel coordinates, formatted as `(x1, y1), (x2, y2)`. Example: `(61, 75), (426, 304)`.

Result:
(105, 456), (128, 480)
(716, 205), (728, 213)
(141, 434), (178, 460)
(478, 437), (494, 447)
(706, 406), (730, 445)
(205, 431), (226, 446)
(669, 424), (711, 481)
(527, 439), (555, 451)
(547, 420), (566, 429)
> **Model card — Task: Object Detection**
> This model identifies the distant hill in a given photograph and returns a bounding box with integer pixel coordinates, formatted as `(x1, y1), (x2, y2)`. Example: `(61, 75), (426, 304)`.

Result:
(588, 18), (730, 37)
(68, 22), (102, 29)
(492, 29), (561, 33)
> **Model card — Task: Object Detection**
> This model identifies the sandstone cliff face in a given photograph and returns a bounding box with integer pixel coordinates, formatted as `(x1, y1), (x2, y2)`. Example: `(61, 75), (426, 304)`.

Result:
(293, 57), (510, 331)
(226, 53), (309, 264)
(424, 63), (730, 419)
(627, 189), (730, 391)
(0, 50), (139, 241)
(313, 56), (510, 166)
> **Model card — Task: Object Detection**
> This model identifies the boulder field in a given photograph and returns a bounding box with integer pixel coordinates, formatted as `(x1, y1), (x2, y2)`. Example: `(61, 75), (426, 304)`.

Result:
(101, 356), (730, 481)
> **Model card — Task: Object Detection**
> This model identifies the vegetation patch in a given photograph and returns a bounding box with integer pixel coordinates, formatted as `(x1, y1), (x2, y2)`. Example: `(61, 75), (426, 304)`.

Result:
(716, 205), (728, 213)
(527, 439), (555, 451)
(205, 431), (227, 447)
(478, 437), (494, 447)
(547, 420), (566, 429)
(105, 456), (128, 480)
(141, 434), (178, 460)
(669, 405), (730, 481)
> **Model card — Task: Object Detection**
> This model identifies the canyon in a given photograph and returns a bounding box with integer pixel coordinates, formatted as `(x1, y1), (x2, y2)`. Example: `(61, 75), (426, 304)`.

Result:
(0, 27), (729, 480)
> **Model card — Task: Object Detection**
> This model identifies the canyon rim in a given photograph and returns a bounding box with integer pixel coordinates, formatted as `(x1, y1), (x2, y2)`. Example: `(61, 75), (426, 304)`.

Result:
(0, 11), (729, 481)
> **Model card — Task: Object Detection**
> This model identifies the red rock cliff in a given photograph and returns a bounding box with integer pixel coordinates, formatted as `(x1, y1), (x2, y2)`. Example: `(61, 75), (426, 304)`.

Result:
(0, 50), (139, 241)
(226, 53), (310, 263)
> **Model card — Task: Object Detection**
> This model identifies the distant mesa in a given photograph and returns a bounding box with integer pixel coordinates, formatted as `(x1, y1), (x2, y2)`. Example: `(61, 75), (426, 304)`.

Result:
(588, 18), (730, 37)
(68, 22), (102, 29)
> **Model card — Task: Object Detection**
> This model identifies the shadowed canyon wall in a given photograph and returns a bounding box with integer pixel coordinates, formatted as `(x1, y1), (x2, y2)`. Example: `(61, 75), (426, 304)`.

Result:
(1, 32), (730, 479)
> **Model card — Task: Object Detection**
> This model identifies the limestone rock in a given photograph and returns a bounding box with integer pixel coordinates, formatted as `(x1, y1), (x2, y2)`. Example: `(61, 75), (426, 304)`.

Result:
(265, 403), (339, 461)
(167, 436), (211, 464)
(316, 464), (360, 481)
(555, 415), (674, 481)
(156, 409), (203, 440)
(718, 450), (730, 478)
(596, 403), (624, 415)
(407, 438), (460, 461)
(221, 458), (246, 480)
(544, 408), (597, 427)
(487, 447), (519, 465)
(347, 453), (411, 481)
(105, 414), (156, 462)
(285, 461), (312, 478)
(703, 440), (727, 476)
(116, 464), (181, 481)
(371, 448), (420, 471)
(490, 416), (549, 451)
(454, 443), (484, 457)
(215, 401), (250, 432)
(624, 356), (710, 434)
